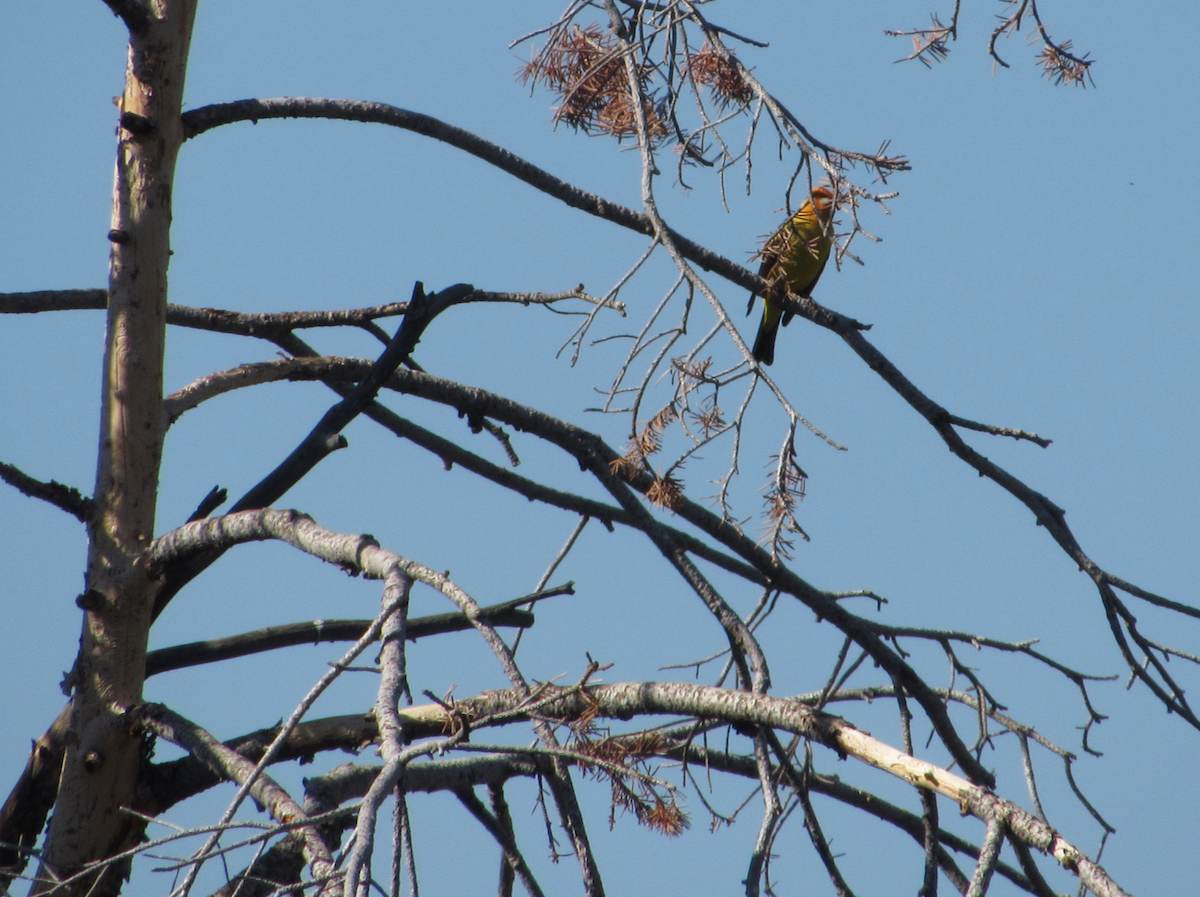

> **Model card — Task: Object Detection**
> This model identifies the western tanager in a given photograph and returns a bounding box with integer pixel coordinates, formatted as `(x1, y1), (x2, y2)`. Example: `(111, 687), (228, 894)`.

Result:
(749, 186), (835, 365)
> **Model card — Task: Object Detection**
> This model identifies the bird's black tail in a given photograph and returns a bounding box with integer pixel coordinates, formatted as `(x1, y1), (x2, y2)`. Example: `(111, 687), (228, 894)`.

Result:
(751, 323), (775, 366)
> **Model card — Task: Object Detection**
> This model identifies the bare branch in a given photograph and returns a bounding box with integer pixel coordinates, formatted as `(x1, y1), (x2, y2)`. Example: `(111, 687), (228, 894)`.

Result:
(166, 579), (405, 896)
(0, 461), (93, 523)
(965, 809), (1007, 897)
(0, 707), (72, 890)
(179, 97), (805, 303)
(455, 787), (547, 897)
(388, 680), (1128, 896)
(0, 289), (108, 313)
(144, 587), (567, 676)
(128, 703), (336, 886)
(343, 571), (413, 896)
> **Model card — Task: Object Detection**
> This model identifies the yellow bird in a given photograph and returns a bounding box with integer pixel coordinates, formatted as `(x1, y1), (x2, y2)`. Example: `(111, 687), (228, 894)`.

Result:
(749, 187), (835, 365)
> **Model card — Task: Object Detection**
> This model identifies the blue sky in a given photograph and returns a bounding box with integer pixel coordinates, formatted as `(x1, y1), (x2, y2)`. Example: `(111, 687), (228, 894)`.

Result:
(3, 2), (1198, 894)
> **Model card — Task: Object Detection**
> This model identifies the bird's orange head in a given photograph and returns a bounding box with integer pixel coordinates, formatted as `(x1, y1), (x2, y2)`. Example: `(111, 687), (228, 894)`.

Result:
(810, 187), (835, 224)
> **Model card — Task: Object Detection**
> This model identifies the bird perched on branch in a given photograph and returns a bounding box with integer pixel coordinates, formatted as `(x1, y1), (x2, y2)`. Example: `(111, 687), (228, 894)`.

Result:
(749, 186), (835, 365)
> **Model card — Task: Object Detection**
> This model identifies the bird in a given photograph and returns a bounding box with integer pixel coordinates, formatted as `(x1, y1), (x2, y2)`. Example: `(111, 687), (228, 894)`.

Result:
(749, 186), (835, 365)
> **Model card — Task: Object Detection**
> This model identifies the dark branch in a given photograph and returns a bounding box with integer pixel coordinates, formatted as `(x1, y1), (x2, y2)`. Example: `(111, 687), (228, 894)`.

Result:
(0, 461), (93, 523)
(455, 787), (548, 897)
(129, 703), (334, 878)
(100, 0), (151, 32)
(0, 707), (71, 889)
(666, 741), (1028, 893)
(0, 289), (107, 313)
(148, 283), (474, 619)
(327, 365), (993, 783)
(144, 715), (377, 814)
(179, 98), (840, 319)
(144, 587), (571, 676)
(187, 486), (227, 522)
(230, 282), (460, 514)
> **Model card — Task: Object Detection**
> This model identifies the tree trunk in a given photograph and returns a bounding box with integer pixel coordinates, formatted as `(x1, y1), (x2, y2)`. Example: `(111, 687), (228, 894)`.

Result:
(35, 3), (197, 893)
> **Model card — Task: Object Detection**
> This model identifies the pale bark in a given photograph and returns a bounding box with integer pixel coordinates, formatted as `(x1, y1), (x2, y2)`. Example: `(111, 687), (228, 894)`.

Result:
(34, 3), (198, 894)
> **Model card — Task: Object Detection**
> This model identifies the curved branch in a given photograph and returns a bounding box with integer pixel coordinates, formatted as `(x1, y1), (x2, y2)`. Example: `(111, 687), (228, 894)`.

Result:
(13, 108), (1166, 718)
(400, 681), (1127, 897)
(179, 97), (803, 305)
(144, 715), (379, 814)
(141, 709), (1056, 895)
(177, 101), (1179, 719)
(675, 744), (1018, 893)
(148, 508), (476, 612)
(832, 324), (1200, 725)
(296, 361), (768, 585)
(318, 365), (989, 782)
